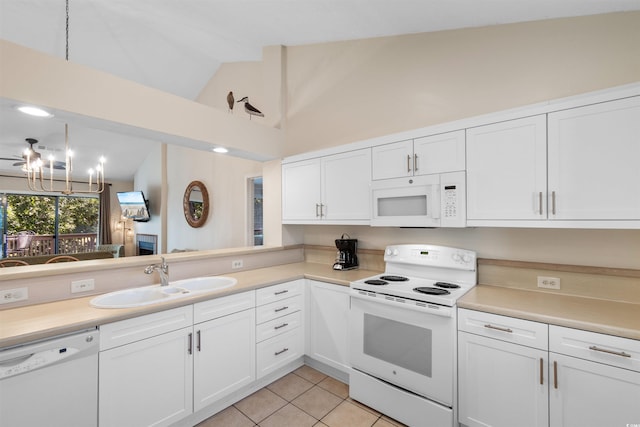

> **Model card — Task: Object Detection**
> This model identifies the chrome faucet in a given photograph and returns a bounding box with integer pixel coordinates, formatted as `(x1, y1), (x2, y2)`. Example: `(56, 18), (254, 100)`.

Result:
(144, 256), (169, 286)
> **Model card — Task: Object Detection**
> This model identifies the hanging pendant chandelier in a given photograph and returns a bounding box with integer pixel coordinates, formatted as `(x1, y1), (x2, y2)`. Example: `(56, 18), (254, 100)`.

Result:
(24, 0), (105, 195)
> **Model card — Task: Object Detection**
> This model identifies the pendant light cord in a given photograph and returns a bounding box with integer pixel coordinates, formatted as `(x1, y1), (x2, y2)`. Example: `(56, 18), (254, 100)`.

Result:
(65, 0), (69, 61)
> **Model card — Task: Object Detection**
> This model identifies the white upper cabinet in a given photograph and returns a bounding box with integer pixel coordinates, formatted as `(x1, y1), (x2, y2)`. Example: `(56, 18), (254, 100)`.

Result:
(372, 130), (465, 180)
(466, 115), (547, 220)
(282, 148), (371, 224)
(547, 96), (640, 220)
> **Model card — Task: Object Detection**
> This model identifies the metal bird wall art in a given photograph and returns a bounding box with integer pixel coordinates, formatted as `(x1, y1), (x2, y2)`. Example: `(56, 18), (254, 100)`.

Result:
(237, 96), (264, 120)
(227, 91), (234, 112)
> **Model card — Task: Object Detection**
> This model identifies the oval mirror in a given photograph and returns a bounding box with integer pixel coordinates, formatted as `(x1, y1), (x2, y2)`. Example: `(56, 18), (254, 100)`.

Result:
(183, 180), (209, 228)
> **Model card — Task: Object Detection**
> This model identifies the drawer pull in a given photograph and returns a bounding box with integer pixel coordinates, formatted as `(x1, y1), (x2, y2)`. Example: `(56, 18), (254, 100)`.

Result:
(589, 345), (631, 358)
(484, 324), (513, 333)
(540, 357), (544, 385)
(275, 306), (289, 313)
(275, 347), (289, 356)
(274, 323), (289, 330)
(274, 290), (289, 295)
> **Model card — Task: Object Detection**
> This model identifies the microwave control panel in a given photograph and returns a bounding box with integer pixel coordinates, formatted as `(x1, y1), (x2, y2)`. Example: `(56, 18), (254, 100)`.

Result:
(440, 171), (466, 228)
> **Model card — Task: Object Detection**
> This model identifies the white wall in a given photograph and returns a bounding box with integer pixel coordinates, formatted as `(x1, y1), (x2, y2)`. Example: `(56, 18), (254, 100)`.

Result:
(165, 145), (263, 252)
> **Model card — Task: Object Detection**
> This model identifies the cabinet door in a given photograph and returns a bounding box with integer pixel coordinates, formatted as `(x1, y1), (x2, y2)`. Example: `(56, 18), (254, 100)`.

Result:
(458, 332), (549, 427)
(548, 96), (640, 220)
(99, 327), (193, 427)
(194, 309), (256, 412)
(306, 280), (350, 373)
(321, 149), (372, 221)
(282, 158), (321, 221)
(466, 115), (547, 220)
(413, 130), (465, 175)
(549, 353), (640, 427)
(371, 139), (413, 180)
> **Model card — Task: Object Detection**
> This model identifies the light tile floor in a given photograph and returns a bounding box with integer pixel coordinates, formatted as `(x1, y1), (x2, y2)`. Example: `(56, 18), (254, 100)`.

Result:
(196, 365), (407, 427)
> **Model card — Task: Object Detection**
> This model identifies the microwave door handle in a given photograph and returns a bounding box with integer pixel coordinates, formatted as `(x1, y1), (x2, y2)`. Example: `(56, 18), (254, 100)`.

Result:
(432, 184), (441, 219)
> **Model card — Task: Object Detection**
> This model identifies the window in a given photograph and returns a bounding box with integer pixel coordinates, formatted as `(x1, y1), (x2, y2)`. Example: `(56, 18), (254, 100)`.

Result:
(1, 193), (99, 258)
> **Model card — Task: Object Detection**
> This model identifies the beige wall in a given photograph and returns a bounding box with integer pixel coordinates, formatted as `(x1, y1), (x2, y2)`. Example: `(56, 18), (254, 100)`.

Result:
(283, 12), (640, 155)
(200, 12), (640, 270)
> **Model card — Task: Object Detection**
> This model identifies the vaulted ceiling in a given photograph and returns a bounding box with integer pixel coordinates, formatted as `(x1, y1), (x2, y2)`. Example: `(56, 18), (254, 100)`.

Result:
(1, 1), (638, 180)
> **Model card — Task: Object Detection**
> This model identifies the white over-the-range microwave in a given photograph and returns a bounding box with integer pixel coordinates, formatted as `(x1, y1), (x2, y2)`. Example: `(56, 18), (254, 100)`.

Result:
(370, 171), (466, 227)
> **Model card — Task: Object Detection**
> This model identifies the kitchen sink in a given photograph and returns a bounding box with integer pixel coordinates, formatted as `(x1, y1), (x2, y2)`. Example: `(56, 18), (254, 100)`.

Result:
(90, 276), (237, 308)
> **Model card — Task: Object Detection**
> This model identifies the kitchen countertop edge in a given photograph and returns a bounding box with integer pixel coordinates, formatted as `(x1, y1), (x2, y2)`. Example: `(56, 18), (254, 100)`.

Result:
(458, 285), (640, 341)
(0, 262), (379, 348)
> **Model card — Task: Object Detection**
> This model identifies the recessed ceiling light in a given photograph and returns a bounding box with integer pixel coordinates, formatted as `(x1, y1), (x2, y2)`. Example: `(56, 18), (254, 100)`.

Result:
(213, 147), (228, 154)
(17, 106), (54, 118)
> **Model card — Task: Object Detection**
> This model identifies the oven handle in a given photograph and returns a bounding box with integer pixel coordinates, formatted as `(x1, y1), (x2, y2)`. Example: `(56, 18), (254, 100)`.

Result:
(350, 289), (453, 317)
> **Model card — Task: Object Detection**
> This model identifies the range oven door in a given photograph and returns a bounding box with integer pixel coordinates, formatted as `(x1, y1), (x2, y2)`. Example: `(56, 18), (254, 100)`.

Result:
(349, 292), (455, 406)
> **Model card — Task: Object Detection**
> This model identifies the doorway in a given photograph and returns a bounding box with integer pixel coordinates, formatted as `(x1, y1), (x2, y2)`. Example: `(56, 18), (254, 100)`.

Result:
(247, 177), (263, 246)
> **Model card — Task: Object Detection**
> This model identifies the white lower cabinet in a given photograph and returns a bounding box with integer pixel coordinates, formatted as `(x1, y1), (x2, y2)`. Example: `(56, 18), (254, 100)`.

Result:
(458, 309), (640, 427)
(548, 325), (640, 427)
(458, 309), (549, 427)
(256, 280), (305, 378)
(305, 279), (350, 373)
(99, 292), (256, 427)
(99, 307), (194, 427)
(193, 293), (256, 412)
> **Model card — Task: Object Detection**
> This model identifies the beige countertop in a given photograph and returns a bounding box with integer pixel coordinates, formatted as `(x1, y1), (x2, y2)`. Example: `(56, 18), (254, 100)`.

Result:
(0, 262), (379, 348)
(3, 262), (639, 348)
(458, 285), (640, 341)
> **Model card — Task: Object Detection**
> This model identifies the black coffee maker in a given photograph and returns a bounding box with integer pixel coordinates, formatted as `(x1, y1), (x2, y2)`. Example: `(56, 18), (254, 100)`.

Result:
(333, 234), (358, 270)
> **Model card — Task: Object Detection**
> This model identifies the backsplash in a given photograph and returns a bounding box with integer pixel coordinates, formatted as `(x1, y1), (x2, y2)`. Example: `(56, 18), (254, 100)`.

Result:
(478, 259), (640, 304)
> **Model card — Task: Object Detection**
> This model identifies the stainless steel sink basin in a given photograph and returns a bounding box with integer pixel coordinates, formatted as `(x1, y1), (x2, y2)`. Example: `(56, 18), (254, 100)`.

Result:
(90, 276), (237, 308)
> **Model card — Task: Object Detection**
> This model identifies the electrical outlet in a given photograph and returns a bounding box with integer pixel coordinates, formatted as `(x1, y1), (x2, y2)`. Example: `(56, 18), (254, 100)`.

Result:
(537, 276), (561, 290)
(231, 259), (244, 269)
(0, 287), (29, 304)
(71, 279), (95, 294)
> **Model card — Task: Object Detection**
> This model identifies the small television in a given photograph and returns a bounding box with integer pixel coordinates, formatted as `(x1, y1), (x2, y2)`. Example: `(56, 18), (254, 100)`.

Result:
(117, 191), (150, 222)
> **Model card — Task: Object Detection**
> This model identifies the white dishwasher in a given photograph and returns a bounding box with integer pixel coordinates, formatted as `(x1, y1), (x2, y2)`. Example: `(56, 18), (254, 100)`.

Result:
(0, 328), (99, 427)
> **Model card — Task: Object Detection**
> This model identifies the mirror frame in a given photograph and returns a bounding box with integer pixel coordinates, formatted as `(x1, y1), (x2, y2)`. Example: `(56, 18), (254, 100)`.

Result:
(183, 180), (209, 228)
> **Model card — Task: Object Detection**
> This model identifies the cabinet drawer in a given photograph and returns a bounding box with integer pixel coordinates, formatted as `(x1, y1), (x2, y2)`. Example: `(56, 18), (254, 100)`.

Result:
(256, 294), (303, 324)
(256, 280), (304, 306)
(257, 328), (303, 379)
(458, 308), (548, 350)
(549, 325), (640, 372)
(194, 291), (255, 324)
(256, 311), (302, 343)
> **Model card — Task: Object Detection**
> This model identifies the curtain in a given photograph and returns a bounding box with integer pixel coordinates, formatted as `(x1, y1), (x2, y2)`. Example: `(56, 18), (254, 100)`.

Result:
(99, 184), (112, 244)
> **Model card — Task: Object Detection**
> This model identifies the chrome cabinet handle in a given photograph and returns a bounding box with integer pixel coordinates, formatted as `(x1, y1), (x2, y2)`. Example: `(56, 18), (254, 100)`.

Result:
(275, 348), (289, 356)
(484, 324), (513, 333)
(275, 290), (289, 295)
(315, 203), (321, 217)
(414, 153), (418, 172)
(551, 191), (556, 215)
(274, 323), (289, 330)
(589, 345), (631, 358)
(553, 361), (558, 389)
(275, 306), (289, 313)
(188, 332), (193, 355)
(407, 154), (412, 172)
(196, 330), (201, 352)
(538, 192), (543, 215)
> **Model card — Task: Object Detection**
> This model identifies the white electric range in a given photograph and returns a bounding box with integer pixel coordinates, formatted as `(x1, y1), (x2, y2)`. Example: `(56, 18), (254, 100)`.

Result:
(349, 244), (477, 427)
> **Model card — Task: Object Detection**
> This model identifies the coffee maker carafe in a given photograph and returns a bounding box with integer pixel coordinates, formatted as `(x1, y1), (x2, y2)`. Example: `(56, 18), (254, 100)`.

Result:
(333, 234), (358, 270)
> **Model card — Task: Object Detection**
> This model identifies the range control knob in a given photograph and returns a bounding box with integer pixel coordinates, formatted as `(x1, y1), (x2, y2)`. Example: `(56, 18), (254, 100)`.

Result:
(452, 253), (462, 262)
(462, 254), (473, 263)
(386, 248), (393, 256)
